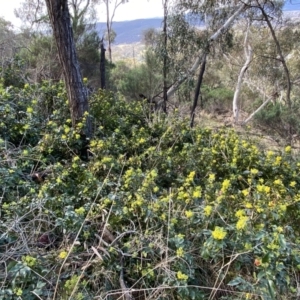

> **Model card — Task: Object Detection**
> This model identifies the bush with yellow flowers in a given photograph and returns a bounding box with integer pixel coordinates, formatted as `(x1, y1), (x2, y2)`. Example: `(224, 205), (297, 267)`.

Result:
(1, 80), (300, 299)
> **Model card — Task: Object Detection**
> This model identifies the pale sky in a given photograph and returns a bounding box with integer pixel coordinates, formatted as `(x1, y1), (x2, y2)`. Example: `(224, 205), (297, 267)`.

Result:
(0, 0), (165, 28)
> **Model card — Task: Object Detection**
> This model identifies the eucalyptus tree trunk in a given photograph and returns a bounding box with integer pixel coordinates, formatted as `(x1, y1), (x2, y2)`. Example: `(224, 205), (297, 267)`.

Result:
(45, 0), (91, 136)
(104, 0), (127, 63)
(190, 53), (207, 128)
(162, 0), (168, 113)
(232, 21), (253, 123)
(100, 38), (106, 89)
(105, 0), (112, 62)
(257, 1), (292, 142)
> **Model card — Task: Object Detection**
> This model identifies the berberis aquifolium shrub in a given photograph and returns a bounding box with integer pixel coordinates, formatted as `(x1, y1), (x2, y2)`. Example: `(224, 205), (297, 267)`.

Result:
(1, 81), (300, 299)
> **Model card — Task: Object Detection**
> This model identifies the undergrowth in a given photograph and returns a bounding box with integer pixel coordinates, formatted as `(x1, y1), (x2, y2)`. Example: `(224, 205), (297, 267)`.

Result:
(1, 80), (300, 299)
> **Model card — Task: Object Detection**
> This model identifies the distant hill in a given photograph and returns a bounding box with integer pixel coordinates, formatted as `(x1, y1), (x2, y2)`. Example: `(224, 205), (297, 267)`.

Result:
(96, 18), (163, 45)
(97, 3), (300, 45)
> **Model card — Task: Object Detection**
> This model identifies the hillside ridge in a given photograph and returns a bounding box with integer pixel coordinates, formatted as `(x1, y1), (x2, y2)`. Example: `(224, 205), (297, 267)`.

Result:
(96, 9), (300, 45)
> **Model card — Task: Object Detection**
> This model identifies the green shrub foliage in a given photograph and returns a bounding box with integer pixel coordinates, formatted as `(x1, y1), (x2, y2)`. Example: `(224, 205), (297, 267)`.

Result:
(1, 80), (300, 299)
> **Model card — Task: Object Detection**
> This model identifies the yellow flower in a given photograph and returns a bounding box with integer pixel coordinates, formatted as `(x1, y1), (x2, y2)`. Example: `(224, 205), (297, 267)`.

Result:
(285, 145), (291, 153)
(150, 169), (158, 178)
(64, 126), (70, 134)
(235, 210), (245, 218)
(275, 156), (282, 165)
(192, 187), (201, 198)
(245, 202), (253, 208)
(176, 234), (185, 239)
(256, 185), (270, 194)
(23, 149), (29, 155)
(73, 155), (80, 162)
(176, 247), (184, 257)
(14, 288), (23, 296)
(204, 205), (213, 216)
(236, 216), (248, 230)
(177, 271), (188, 281)
(185, 210), (194, 218)
(208, 173), (215, 182)
(279, 204), (286, 212)
(242, 189), (249, 196)
(290, 181), (296, 187)
(75, 207), (85, 215)
(250, 168), (259, 175)
(256, 185), (264, 192)
(256, 206), (264, 213)
(221, 179), (230, 192)
(153, 186), (159, 192)
(186, 171), (196, 183)
(277, 226), (284, 233)
(58, 251), (68, 259)
(212, 226), (227, 240)
(274, 179), (282, 185)
(77, 122), (83, 129)
(22, 255), (37, 267)
(26, 106), (33, 113)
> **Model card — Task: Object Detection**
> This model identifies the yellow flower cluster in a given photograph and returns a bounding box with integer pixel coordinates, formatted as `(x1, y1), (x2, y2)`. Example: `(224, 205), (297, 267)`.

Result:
(236, 216), (248, 231)
(185, 210), (194, 218)
(185, 171), (196, 186)
(212, 226), (227, 240)
(75, 207), (85, 215)
(176, 247), (184, 257)
(22, 255), (37, 267)
(256, 185), (270, 194)
(177, 271), (188, 281)
(221, 179), (231, 192)
(208, 173), (215, 183)
(204, 205), (213, 216)
(285, 145), (291, 153)
(58, 250), (68, 259)
(250, 168), (259, 175)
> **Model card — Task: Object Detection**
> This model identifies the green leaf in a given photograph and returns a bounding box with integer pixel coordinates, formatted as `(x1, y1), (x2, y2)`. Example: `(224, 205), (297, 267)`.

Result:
(227, 276), (243, 286)
(267, 279), (276, 299)
(279, 234), (287, 249)
(257, 271), (266, 281)
(262, 252), (270, 263)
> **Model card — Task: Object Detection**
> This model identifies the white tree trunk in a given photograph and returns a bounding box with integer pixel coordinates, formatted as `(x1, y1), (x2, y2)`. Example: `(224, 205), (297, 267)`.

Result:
(232, 21), (253, 123)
